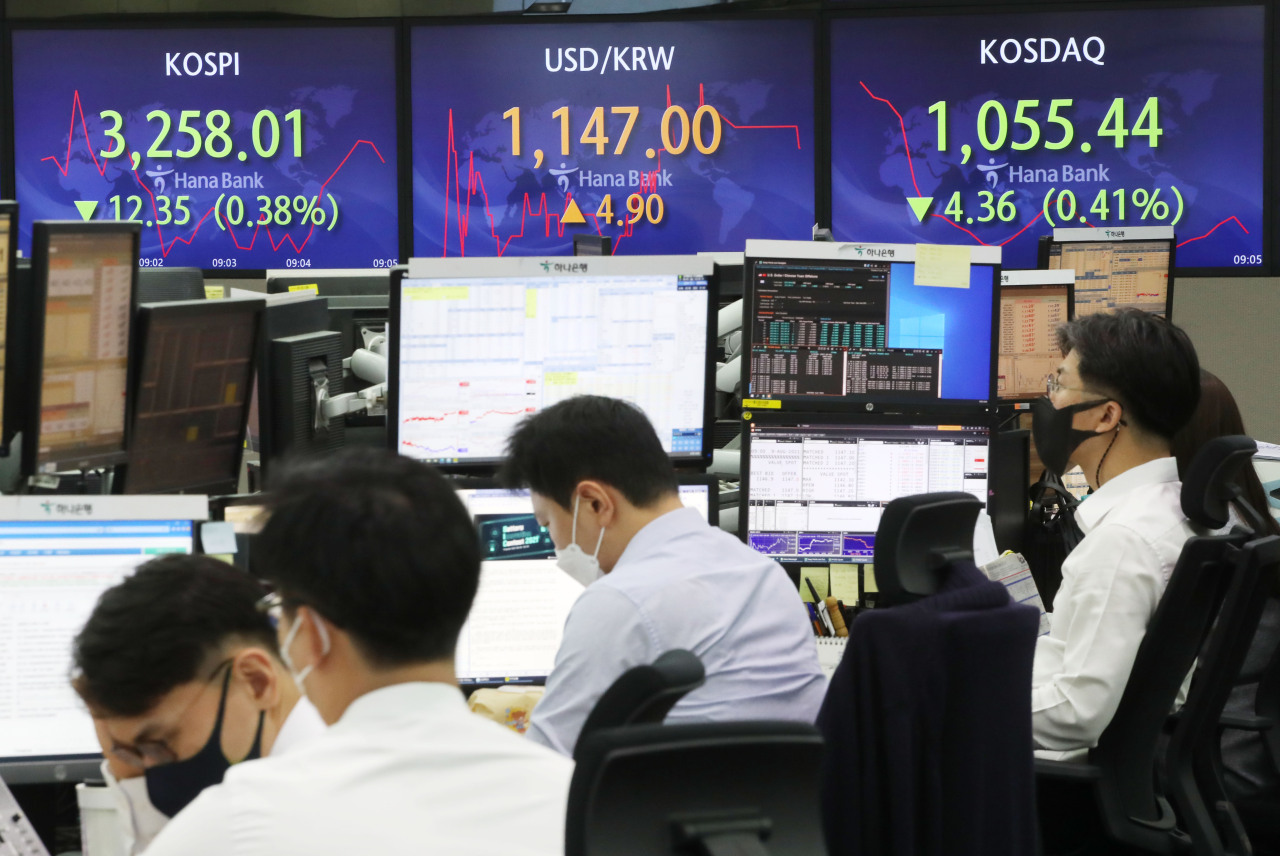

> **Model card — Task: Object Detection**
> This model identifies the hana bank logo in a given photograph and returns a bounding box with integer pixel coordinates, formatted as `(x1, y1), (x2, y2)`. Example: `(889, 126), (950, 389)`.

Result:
(540, 261), (551, 272)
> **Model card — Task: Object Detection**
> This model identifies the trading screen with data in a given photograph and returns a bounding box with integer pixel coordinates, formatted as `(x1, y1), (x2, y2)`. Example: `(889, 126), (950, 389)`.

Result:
(1046, 239), (1172, 317)
(998, 280), (1069, 400)
(394, 265), (710, 465)
(0, 517), (194, 767)
(745, 245), (997, 407)
(744, 419), (990, 565)
(453, 484), (710, 684)
(35, 229), (135, 472)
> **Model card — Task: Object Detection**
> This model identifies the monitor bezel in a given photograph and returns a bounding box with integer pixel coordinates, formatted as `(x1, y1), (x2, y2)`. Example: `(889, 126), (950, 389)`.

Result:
(1038, 232), (1177, 320)
(0, 495), (205, 785)
(741, 239), (1001, 411)
(995, 269), (1076, 404)
(264, 269), (392, 296)
(21, 220), (141, 481)
(120, 297), (264, 496)
(388, 256), (718, 470)
(0, 201), (19, 454)
(737, 407), (999, 564)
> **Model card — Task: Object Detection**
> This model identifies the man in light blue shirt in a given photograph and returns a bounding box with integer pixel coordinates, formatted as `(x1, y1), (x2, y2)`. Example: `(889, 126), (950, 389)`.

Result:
(501, 395), (826, 756)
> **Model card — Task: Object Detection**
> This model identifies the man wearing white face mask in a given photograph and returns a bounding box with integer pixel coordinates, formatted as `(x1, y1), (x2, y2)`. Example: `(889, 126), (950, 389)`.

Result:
(71, 555), (326, 854)
(142, 448), (572, 856)
(501, 395), (826, 757)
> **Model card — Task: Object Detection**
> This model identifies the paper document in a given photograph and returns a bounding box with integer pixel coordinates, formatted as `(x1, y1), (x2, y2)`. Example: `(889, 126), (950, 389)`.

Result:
(981, 553), (1050, 636)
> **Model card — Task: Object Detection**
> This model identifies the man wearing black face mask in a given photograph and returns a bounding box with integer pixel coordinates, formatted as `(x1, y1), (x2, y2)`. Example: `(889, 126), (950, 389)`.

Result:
(72, 554), (325, 854)
(1029, 308), (1202, 759)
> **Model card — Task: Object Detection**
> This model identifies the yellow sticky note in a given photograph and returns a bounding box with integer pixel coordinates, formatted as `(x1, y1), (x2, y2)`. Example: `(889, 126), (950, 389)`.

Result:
(185, 425), (199, 442)
(914, 244), (971, 288)
(526, 290), (537, 319)
(545, 372), (578, 386)
(288, 283), (320, 294)
(799, 567), (830, 602)
(203, 285), (225, 300)
(224, 383), (238, 405)
(741, 398), (782, 410)
(862, 564), (878, 594)
(830, 564), (861, 602)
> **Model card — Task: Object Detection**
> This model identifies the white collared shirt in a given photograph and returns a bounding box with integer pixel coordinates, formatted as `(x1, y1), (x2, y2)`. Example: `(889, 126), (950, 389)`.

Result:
(143, 682), (573, 856)
(527, 507), (827, 756)
(1032, 457), (1198, 757)
(107, 695), (327, 854)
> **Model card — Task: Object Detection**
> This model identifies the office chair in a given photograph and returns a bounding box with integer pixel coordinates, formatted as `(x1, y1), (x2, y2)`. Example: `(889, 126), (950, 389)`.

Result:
(1035, 436), (1258, 855)
(567, 720), (827, 856)
(819, 493), (1040, 856)
(136, 266), (205, 303)
(1163, 436), (1280, 856)
(574, 649), (705, 761)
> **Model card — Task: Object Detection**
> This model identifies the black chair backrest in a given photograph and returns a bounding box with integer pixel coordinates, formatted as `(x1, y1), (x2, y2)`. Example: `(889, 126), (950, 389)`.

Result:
(1089, 532), (1246, 850)
(575, 649), (705, 760)
(567, 720), (827, 856)
(1181, 435), (1258, 530)
(1257, 612), (1280, 772)
(1166, 534), (1280, 856)
(874, 492), (981, 605)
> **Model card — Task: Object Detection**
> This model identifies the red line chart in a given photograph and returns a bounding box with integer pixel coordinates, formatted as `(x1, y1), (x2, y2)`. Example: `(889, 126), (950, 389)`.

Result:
(859, 81), (1248, 250)
(42, 89), (385, 258)
(440, 84), (804, 257)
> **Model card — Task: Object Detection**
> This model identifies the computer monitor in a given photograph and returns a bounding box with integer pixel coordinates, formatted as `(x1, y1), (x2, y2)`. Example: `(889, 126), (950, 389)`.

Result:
(247, 296), (330, 472)
(573, 235), (612, 257)
(120, 299), (263, 495)
(1039, 227), (1174, 318)
(0, 495), (206, 785)
(21, 222), (140, 479)
(264, 269), (390, 297)
(0, 202), (18, 449)
(452, 479), (717, 686)
(389, 256), (715, 468)
(997, 270), (1074, 402)
(742, 240), (999, 410)
(135, 267), (205, 304)
(741, 413), (992, 594)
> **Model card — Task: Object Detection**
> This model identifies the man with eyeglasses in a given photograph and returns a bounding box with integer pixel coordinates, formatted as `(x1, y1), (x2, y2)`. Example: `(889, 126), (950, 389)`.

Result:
(142, 448), (573, 856)
(1029, 308), (1202, 758)
(71, 553), (326, 854)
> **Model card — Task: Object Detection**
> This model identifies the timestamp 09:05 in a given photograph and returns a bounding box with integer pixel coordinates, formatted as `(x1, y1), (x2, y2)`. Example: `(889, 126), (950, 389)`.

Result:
(1234, 255), (1263, 265)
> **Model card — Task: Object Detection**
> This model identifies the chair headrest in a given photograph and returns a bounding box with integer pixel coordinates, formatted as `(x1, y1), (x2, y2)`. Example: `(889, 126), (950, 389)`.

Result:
(1180, 435), (1257, 529)
(874, 492), (981, 604)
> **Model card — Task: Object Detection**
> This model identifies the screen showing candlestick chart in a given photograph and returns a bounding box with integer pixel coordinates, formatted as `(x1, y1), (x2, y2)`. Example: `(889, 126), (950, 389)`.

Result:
(409, 19), (815, 256)
(11, 25), (401, 271)
(829, 5), (1264, 271)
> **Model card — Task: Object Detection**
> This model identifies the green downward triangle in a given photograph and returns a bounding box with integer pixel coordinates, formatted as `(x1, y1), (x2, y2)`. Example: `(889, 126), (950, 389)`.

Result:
(74, 200), (98, 221)
(907, 197), (934, 223)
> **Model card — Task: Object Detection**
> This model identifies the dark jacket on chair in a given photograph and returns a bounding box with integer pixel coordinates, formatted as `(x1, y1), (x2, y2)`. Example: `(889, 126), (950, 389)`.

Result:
(817, 562), (1040, 856)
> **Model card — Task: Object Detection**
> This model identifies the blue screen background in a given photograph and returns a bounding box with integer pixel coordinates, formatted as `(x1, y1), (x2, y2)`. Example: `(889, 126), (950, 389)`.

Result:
(410, 20), (815, 256)
(829, 6), (1264, 270)
(886, 262), (995, 401)
(10, 26), (401, 269)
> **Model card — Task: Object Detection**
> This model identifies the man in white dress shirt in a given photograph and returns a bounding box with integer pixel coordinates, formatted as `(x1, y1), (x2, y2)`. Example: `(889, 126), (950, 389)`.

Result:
(72, 554), (327, 854)
(500, 395), (826, 757)
(1028, 308), (1203, 757)
(143, 449), (572, 856)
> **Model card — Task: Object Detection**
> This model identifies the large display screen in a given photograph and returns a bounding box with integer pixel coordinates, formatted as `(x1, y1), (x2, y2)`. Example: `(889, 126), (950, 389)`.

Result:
(410, 19), (815, 256)
(391, 257), (712, 466)
(744, 240), (998, 408)
(11, 26), (400, 271)
(829, 5), (1264, 271)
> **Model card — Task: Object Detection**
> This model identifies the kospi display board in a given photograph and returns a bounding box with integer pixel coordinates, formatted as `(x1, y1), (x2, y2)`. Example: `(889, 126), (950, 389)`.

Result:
(410, 18), (816, 256)
(11, 26), (401, 271)
(829, 5), (1265, 271)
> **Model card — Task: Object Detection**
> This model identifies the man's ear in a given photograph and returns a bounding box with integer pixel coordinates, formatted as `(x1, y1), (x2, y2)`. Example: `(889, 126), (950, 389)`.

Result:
(1095, 400), (1125, 433)
(575, 480), (617, 526)
(234, 648), (280, 710)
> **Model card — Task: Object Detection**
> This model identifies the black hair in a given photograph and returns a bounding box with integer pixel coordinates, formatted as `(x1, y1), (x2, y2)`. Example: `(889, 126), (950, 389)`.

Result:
(1056, 309), (1201, 441)
(498, 394), (679, 509)
(72, 554), (276, 718)
(253, 447), (480, 668)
